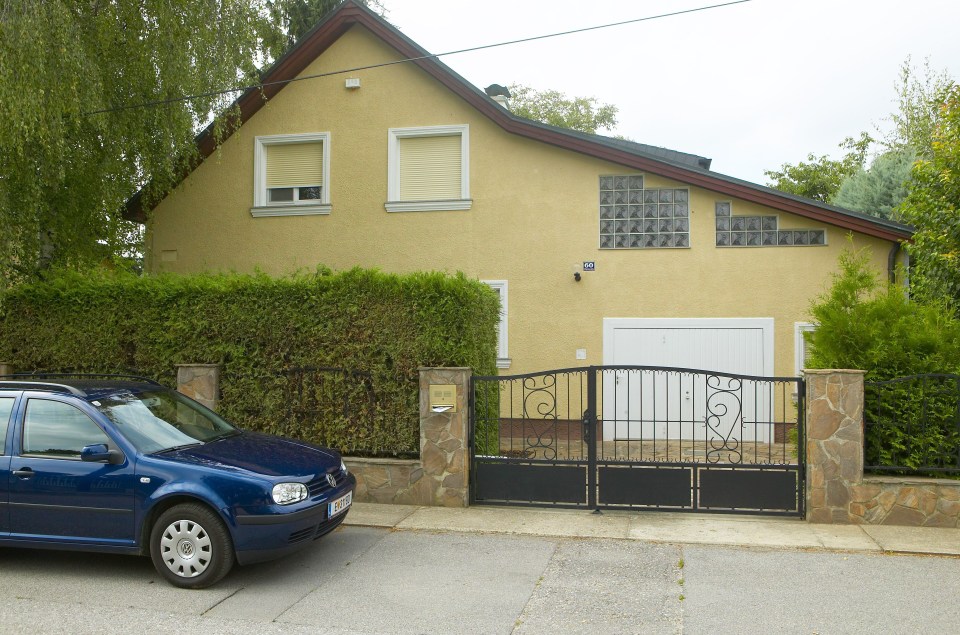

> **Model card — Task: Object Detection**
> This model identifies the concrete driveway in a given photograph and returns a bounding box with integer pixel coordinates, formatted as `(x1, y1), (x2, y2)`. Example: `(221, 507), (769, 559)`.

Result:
(0, 521), (958, 634)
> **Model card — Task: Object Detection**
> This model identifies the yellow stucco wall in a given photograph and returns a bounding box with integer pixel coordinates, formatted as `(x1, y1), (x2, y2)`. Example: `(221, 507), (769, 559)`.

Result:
(147, 24), (898, 378)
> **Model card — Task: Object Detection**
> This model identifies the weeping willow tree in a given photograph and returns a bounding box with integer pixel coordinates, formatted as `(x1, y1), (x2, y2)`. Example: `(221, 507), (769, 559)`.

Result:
(0, 1), (294, 286)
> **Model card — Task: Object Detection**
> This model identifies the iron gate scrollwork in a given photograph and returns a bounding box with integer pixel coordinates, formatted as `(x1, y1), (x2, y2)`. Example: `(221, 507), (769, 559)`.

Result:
(469, 366), (805, 517)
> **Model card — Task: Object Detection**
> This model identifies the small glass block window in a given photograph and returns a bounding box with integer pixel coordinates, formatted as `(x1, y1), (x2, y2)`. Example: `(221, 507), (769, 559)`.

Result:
(599, 176), (689, 249)
(714, 200), (828, 248)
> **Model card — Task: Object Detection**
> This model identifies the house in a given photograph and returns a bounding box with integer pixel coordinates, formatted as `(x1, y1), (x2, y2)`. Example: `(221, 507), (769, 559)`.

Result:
(133, 1), (911, 387)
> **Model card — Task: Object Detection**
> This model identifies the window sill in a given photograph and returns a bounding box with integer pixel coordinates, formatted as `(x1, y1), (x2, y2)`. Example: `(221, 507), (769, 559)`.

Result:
(496, 357), (512, 369)
(385, 199), (472, 213)
(251, 204), (331, 217)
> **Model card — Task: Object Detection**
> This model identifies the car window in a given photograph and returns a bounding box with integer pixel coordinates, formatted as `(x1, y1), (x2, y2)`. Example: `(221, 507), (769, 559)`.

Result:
(0, 396), (15, 455)
(95, 389), (238, 453)
(22, 399), (112, 458)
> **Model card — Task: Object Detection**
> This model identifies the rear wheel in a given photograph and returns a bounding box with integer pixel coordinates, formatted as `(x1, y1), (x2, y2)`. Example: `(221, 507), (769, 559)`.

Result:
(150, 503), (235, 589)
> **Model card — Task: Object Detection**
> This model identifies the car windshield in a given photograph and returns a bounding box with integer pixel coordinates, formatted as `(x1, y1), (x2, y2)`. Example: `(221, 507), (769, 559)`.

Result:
(93, 389), (239, 454)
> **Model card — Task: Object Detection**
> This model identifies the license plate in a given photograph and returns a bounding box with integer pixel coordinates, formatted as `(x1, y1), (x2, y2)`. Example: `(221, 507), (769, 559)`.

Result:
(328, 491), (352, 517)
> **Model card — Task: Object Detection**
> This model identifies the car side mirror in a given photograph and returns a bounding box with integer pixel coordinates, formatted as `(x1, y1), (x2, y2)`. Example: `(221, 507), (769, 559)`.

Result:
(80, 443), (123, 465)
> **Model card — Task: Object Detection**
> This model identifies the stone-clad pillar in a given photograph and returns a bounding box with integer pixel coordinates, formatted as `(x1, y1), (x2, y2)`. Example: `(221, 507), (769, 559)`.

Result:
(176, 364), (220, 411)
(419, 367), (472, 507)
(0, 362), (14, 377)
(805, 369), (865, 523)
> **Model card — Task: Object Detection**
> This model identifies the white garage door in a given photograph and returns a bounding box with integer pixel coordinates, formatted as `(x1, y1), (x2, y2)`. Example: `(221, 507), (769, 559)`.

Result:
(602, 318), (774, 442)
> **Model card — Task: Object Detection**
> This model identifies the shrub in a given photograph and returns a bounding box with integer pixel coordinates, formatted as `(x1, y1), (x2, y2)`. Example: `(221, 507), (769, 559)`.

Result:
(0, 267), (499, 457)
(806, 245), (960, 475)
(806, 245), (960, 379)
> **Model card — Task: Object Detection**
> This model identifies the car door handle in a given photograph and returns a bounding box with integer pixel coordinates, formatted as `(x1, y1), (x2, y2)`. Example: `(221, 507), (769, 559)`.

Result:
(13, 468), (35, 479)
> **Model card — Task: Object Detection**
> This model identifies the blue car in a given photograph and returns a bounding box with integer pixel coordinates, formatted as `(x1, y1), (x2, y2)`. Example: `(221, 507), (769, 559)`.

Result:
(0, 375), (355, 588)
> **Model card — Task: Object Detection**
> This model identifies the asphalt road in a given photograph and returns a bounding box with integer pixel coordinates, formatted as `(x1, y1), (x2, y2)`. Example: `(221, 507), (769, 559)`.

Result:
(0, 525), (957, 634)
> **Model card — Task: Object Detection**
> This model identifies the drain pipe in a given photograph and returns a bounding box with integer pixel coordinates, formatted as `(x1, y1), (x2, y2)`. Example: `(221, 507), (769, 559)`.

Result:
(888, 242), (902, 284)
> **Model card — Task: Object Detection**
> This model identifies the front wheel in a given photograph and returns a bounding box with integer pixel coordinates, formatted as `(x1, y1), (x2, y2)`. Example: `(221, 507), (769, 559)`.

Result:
(150, 503), (235, 589)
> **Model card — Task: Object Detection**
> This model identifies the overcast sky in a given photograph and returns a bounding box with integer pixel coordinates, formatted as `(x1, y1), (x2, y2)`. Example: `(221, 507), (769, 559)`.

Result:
(382, 0), (960, 185)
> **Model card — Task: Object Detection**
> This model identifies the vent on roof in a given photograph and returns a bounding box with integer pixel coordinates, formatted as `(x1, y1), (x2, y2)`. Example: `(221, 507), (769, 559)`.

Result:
(485, 84), (511, 110)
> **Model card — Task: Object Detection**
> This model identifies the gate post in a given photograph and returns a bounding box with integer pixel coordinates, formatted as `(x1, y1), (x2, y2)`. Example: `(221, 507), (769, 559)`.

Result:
(419, 367), (472, 507)
(586, 367), (598, 510)
(804, 369), (865, 523)
(176, 364), (220, 411)
(0, 362), (14, 376)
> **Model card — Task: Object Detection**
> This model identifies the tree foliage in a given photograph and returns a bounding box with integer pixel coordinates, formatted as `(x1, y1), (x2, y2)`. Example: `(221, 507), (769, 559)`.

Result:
(508, 84), (618, 135)
(899, 84), (960, 307)
(763, 133), (871, 202)
(831, 148), (915, 219)
(881, 57), (955, 158)
(0, 1), (292, 288)
(765, 59), (953, 217)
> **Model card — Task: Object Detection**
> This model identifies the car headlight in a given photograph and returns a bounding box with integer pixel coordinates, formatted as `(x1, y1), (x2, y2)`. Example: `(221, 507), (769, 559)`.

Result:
(340, 460), (348, 475)
(272, 482), (308, 505)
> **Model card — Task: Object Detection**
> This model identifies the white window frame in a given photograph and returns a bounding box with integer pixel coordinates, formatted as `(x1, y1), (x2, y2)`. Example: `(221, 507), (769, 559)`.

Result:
(386, 124), (471, 212)
(794, 322), (817, 376)
(251, 132), (331, 217)
(483, 280), (510, 369)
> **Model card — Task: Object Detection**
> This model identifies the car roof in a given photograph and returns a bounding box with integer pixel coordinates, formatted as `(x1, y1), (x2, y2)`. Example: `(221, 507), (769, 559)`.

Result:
(0, 375), (166, 400)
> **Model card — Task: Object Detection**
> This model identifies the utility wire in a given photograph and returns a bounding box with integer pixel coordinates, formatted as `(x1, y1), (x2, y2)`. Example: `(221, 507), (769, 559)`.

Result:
(85, 0), (753, 116)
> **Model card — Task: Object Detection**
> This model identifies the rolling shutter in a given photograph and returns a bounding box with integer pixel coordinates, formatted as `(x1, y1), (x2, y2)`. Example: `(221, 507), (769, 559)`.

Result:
(266, 142), (323, 188)
(398, 134), (461, 201)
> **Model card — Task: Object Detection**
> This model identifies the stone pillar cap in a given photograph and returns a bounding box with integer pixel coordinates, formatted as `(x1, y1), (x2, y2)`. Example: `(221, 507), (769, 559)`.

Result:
(802, 369), (866, 375)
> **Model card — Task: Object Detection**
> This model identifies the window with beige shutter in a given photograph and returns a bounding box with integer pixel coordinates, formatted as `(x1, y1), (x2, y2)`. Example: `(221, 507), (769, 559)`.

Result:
(397, 135), (461, 201)
(386, 125), (471, 212)
(265, 142), (324, 203)
(251, 133), (331, 217)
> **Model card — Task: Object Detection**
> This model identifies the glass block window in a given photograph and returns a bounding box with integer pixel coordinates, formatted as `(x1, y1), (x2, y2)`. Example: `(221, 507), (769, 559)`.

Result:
(599, 176), (689, 249)
(715, 201), (826, 248)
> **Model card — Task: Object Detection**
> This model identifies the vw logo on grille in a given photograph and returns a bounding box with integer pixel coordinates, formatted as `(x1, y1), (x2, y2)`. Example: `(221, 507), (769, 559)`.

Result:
(326, 473), (337, 488)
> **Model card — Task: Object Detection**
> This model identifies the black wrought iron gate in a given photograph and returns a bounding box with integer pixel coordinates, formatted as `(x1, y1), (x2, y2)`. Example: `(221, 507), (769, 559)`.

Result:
(469, 366), (805, 517)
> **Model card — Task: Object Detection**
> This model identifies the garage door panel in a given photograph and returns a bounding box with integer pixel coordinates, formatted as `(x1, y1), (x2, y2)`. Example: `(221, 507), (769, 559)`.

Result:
(602, 319), (774, 443)
(611, 326), (765, 376)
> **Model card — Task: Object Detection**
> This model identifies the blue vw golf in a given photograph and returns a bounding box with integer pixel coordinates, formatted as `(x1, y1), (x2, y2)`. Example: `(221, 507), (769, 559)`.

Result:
(0, 375), (355, 588)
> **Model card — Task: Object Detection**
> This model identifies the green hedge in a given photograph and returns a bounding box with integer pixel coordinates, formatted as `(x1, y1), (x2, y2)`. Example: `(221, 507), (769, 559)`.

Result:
(864, 376), (960, 474)
(0, 268), (500, 457)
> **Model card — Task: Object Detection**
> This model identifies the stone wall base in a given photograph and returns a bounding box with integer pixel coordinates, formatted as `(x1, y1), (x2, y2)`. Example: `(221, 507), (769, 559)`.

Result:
(849, 476), (960, 528)
(345, 457), (434, 505)
(805, 369), (960, 527)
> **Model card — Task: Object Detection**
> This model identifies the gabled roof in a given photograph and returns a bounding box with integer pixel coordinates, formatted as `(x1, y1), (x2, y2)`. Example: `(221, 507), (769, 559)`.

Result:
(126, 0), (912, 242)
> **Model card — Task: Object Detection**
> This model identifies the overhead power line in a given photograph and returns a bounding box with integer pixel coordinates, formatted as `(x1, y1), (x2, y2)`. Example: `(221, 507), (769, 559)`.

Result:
(85, 0), (753, 116)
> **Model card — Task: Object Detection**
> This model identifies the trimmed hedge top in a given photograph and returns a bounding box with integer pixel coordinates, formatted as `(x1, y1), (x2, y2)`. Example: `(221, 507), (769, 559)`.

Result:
(0, 267), (500, 456)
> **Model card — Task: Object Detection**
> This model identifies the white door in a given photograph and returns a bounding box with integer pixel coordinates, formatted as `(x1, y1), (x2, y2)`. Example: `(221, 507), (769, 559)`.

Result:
(601, 318), (774, 442)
